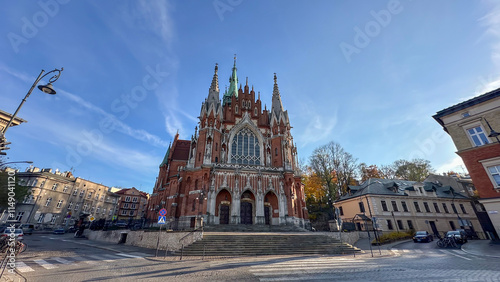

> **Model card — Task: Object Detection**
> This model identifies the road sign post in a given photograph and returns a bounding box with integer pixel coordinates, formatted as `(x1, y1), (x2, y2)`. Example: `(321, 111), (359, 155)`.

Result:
(156, 216), (166, 257)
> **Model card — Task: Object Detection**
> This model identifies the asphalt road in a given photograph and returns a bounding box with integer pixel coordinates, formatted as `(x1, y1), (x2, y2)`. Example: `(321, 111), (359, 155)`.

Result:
(3, 234), (500, 281)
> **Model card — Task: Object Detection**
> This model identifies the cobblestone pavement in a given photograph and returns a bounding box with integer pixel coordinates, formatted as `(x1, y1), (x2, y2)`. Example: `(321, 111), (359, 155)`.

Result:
(2, 236), (499, 281)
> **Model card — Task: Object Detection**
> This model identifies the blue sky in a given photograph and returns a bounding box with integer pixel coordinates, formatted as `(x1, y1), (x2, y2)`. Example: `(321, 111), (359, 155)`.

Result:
(2, 0), (500, 193)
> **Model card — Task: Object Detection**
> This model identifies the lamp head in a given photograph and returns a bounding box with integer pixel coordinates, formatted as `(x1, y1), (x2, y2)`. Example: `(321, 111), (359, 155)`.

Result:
(38, 83), (56, 94)
(488, 130), (500, 138)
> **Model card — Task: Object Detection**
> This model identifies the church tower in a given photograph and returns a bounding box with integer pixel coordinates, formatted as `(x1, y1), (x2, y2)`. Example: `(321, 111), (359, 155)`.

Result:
(147, 58), (308, 229)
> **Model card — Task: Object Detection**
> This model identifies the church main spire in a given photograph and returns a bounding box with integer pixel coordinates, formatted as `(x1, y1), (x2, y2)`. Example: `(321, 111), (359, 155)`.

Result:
(210, 63), (219, 92)
(223, 55), (239, 105)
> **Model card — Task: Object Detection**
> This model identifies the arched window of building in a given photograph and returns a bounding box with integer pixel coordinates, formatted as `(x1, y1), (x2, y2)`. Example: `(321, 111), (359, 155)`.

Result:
(230, 127), (261, 165)
(275, 148), (278, 156)
(254, 107), (257, 116)
(235, 105), (238, 113)
(215, 143), (218, 151)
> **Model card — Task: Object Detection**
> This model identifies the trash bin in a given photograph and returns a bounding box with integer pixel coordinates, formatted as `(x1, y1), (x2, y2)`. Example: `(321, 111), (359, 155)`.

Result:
(119, 232), (128, 244)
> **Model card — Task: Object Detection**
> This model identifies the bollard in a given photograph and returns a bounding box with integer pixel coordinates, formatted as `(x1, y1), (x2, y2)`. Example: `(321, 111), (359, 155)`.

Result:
(203, 244), (206, 261)
(164, 244), (168, 259)
(180, 244), (184, 261)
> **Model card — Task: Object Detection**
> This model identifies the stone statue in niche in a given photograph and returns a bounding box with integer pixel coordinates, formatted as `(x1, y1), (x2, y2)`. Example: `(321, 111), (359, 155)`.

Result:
(279, 181), (284, 194)
(222, 174), (227, 187)
(266, 153), (271, 167)
(221, 147), (226, 162)
(246, 175), (250, 188)
(268, 177), (273, 190)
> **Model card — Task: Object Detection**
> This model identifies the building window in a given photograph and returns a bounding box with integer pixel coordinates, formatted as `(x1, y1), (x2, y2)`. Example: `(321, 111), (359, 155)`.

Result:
(56, 200), (63, 208)
(15, 212), (25, 221)
(387, 220), (393, 230)
(125, 196), (131, 202)
(40, 181), (45, 188)
(235, 105), (238, 113)
(37, 214), (45, 223)
(391, 201), (398, 212)
(121, 210), (127, 215)
(109, 209), (113, 216)
(407, 220), (414, 230)
(96, 207), (100, 214)
(131, 204), (137, 209)
(95, 194), (99, 201)
(433, 203), (441, 213)
(359, 202), (365, 213)
(63, 186), (69, 193)
(51, 216), (57, 224)
(124, 203), (129, 208)
(339, 206), (344, 216)
(397, 220), (404, 230)
(451, 203), (458, 214)
(442, 203), (449, 213)
(83, 204), (88, 211)
(91, 207), (95, 214)
(87, 192), (92, 199)
(129, 210), (134, 216)
(52, 183), (58, 190)
(466, 126), (489, 147)
(401, 201), (408, 212)
(487, 165), (500, 187)
(230, 127), (261, 165)
(32, 179), (38, 187)
(460, 204), (467, 214)
(101, 195), (104, 201)
(449, 221), (456, 230)
(68, 202), (73, 210)
(275, 148), (278, 156)
(413, 202), (421, 212)
(381, 201), (388, 212)
(102, 208), (106, 215)
(45, 198), (52, 207)
(132, 197), (138, 202)
(80, 190), (85, 197)
(73, 189), (78, 196)
(62, 218), (68, 225)
(74, 204), (80, 211)
(423, 202), (431, 213)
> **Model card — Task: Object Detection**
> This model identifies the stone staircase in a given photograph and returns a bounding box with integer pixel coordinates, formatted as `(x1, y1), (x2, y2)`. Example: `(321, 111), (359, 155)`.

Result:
(203, 224), (309, 233)
(174, 229), (360, 256)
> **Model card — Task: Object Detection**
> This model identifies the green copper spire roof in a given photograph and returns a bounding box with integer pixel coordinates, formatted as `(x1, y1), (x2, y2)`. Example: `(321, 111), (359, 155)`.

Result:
(222, 55), (239, 105)
(159, 142), (171, 167)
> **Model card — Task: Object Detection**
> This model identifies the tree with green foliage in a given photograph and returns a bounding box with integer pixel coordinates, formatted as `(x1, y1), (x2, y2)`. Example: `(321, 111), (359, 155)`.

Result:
(393, 159), (434, 182)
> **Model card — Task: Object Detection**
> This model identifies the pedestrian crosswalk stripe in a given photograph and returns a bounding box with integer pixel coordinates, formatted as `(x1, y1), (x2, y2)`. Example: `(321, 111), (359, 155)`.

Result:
(130, 252), (151, 257)
(71, 256), (98, 264)
(116, 253), (143, 258)
(440, 250), (472, 261)
(34, 259), (58, 270)
(15, 262), (34, 272)
(414, 250), (423, 254)
(51, 257), (73, 265)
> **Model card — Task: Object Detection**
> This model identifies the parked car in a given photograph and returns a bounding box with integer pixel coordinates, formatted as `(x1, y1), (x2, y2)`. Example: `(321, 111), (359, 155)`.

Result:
(446, 230), (467, 244)
(413, 231), (433, 243)
(53, 228), (65, 235)
(115, 221), (127, 228)
(20, 224), (34, 235)
(1, 228), (24, 241)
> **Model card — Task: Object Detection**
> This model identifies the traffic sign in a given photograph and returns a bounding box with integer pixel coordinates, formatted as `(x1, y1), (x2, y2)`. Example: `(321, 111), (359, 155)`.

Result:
(159, 208), (167, 216)
(158, 216), (166, 224)
(89, 215), (95, 222)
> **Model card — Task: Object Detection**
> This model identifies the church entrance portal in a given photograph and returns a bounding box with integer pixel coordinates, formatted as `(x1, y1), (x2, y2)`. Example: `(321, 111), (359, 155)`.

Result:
(240, 202), (253, 224)
(220, 205), (230, 224)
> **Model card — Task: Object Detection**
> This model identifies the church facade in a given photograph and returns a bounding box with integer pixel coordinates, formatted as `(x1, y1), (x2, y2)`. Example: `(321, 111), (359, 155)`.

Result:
(146, 59), (309, 229)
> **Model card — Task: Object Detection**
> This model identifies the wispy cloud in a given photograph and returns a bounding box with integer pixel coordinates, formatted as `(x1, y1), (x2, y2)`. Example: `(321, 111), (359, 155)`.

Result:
(296, 104), (338, 147)
(58, 89), (168, 147)
(436, 156), (467, 174)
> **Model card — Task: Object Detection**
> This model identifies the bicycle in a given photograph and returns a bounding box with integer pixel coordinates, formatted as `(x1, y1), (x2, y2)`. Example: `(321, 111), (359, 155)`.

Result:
(436, 236), (458, 248)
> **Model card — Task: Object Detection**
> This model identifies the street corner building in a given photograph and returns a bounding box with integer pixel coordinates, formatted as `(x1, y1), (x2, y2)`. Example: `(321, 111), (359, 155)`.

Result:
(147, 59), (309, 229)
(433, 88), (500, 239)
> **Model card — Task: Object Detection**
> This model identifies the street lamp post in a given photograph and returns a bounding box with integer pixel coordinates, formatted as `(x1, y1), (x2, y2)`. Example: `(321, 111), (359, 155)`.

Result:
(1, 68), (63, 140)
(484, 118), (500, 143)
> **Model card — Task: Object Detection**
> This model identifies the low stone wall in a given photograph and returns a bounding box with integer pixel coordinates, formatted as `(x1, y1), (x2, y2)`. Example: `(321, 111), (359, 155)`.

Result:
(318, 231), (360, 246)
(84, 229), (202, 252)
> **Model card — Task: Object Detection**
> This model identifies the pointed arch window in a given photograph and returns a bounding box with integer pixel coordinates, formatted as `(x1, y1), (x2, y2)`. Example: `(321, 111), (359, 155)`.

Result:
(231, 128), (261, 165)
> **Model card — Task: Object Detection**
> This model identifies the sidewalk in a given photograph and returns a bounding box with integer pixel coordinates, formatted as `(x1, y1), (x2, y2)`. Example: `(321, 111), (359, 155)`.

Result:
(461, 239), (500, 259)
(353, 238), (410, 258)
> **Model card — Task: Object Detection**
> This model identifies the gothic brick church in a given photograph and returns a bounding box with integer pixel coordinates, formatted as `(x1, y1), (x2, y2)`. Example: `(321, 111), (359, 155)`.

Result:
(146, 58), (309, 229)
